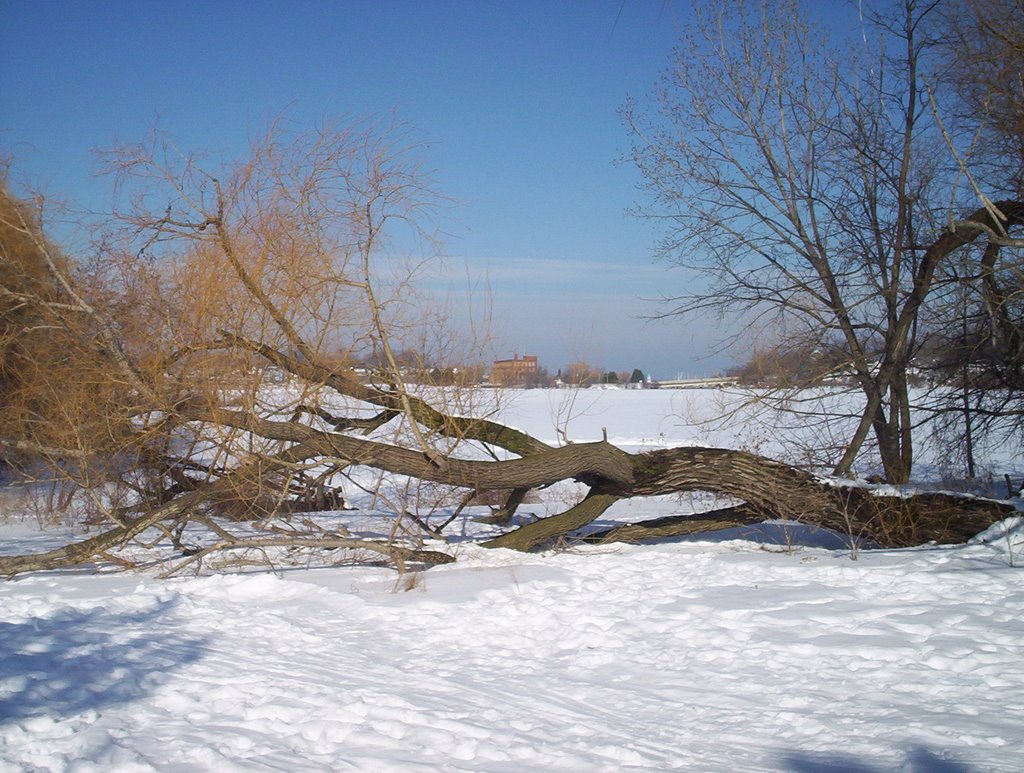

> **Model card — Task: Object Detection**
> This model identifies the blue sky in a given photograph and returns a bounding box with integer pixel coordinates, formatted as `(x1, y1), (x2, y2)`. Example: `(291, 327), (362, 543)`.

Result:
(2, 1), (757, 377)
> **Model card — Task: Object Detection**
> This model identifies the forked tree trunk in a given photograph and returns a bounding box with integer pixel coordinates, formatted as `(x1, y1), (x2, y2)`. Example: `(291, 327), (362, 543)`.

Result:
(0, 426), (1014, 578)
(0, 439), (1013, 577)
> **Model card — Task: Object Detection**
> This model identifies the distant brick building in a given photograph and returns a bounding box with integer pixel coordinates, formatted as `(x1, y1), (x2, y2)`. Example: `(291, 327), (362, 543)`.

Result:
(491, 354), (538, 385)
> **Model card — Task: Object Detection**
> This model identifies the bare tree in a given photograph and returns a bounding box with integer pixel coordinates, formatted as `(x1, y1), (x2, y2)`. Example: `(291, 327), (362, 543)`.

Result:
(561, 360), (601, 388)
(624, 0), (1023, 483)
(912, 0), (1024, 474)
(935, 0), (1024, 199)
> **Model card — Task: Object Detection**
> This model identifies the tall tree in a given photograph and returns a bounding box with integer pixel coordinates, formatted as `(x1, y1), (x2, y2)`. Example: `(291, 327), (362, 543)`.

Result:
(917, 0), (1024, 468)
(625, 0), (1022, 482)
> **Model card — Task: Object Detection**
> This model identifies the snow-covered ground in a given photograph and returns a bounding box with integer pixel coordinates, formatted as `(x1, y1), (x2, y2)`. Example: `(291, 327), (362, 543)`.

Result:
(2, 388), (1023, 771)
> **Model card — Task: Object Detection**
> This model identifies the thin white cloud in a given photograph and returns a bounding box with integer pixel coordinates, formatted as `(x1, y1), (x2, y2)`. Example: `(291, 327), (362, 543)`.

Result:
(429, 254), (666, 289)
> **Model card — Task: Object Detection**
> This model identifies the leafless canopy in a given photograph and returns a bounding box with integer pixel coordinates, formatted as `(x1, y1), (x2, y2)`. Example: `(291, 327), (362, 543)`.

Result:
(624, 0), (1024, 483)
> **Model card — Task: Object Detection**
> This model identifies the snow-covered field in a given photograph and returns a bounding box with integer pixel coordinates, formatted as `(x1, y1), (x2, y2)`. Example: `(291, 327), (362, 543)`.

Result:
(2, 388), (1023, 771)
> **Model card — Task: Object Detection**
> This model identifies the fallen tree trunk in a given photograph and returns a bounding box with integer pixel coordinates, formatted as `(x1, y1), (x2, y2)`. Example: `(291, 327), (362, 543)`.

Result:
(583, 506), (764, 544)
(481, 445), (1015, 552)
(582, 491), (1015, 547)
(191, 338), (1015, 552)
(2, 433), (1014, 577)
(619, 447), (1015, 547)
(483, 492), (623, 551)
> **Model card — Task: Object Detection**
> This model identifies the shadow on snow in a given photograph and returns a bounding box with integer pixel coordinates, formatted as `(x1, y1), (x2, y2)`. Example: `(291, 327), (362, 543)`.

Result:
(780, 745), (975, 773)
(0, 598), (207, 723)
